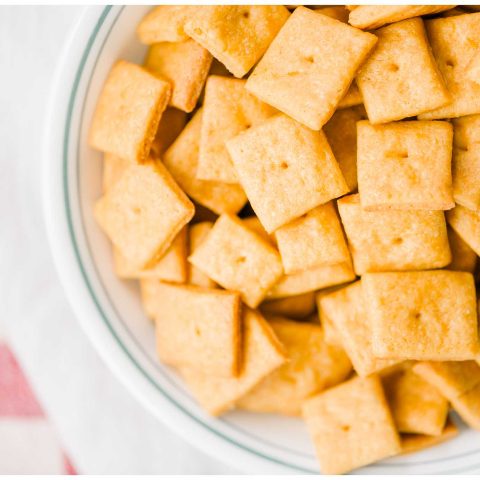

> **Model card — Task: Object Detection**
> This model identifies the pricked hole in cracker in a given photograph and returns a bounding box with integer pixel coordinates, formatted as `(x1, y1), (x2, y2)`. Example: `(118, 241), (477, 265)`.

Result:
(446, 59), (456, 68)
(388, 63), (399, 72)
(287, 71), (300, 76)
(412, 312), (422, 320)
(132, 207), (142, 215)
(242, 10), (250, 19)
(386, 150), (408, 159)
(195, 327), (201, 336)
(341, 425), (351, 432)
(193, 27), (203, 36)
(280, 161), (289, 170)
(304, 55), (315, 64)
(236, 256), (247, 264)
(392, 237), (403, 245)
(457, 145), (469, 153)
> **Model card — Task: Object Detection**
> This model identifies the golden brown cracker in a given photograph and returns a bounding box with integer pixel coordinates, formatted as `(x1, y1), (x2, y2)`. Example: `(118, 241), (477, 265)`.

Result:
(188, 222), (217, 288)
(447, 204), (480, 256)
(448, 226), (478, 273)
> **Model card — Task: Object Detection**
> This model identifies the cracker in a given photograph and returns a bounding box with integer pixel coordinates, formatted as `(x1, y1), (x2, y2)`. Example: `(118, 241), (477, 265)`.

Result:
(89, 61), (170, 164)
(268, 262), (356, 299)
(413, 361), (480, 399)
(260, 292), (316, 320)
(314, 6), (349, 23)
(318, 282), (399, 377)
(448, 226), (478, 273)
(102, 153), (129, 192)
(363, 271), (479, 361)
(153, 282), (241, 377)
(246, 7), (377, 130)
(400, 418), (459, 455)
(94, 161), (194, 270)
(302, 375), (401, 475)
(180, 308), (286, 415)
(274, 202), (351, 274)
(136, 6), (196, 44)
(114, 226), (187, 283)
(466, 48), (480, 84)
(449, 382), (480, 430)
(188, 222), (217, 288)
(226, 114), (348, 233)
(419, 13), (480, 119)
(337, 82), (363, 109)
(163, 109), (247, 215)
(197, 76), (277, 183)
(383, 367), (449, 436)
(140, 279), (162, 321)
(242, 216), (275, 245)
(357, 120), (454, 211)
(348, 5), (455, 30)
(144, 40), (212, 113)
(323, 106), (366, 192)
(188, 214), (283, 308)
(338, 194), (451, 274)
(316, 287), (345, 347)
(447, 204), (480, 256)
(452, 115), (480, 211)
(356, 18), (450, 124)
(184, 6), (290, 78)
(150, 108), (187, 159)
(238, 318), (352, 416)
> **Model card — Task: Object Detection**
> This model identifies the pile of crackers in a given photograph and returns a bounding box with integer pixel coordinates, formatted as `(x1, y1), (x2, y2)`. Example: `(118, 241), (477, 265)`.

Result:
(89, 5), (480, 474)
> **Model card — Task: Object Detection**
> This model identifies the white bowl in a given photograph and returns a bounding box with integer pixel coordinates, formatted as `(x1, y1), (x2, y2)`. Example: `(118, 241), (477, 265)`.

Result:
(43, 5), (480, 474)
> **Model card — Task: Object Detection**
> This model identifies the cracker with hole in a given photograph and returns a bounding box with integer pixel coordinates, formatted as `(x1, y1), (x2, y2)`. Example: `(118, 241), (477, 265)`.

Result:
(188, 222), (217, 288)
(448, 227), (478, 273)
(163, 109), (247, 215)
(144, 40), (212, 113)
(94, 161), (194, 270)
(153, 282), (241, 377)
(274, 202), (351, 274)
(226, 114), (348, 233)
(318, 281), (399, 377)
(324, 106), (366, 192)
(348, 5), (455, 30)
(150, 108), (187, 159)
(102, 153), (129, 192)
(238, 318), (352, 416)
(246, 6), (377, 130)
(188, 214), (283, 308)
(363, 271), (479, 361)
(89, 61), (171, 164)
(197, 76), (277, 183)
(356, 18), (450, 124)
(302, 375), (401, 475)
(419, 13), (480, 119)
(383, 367), (449, 436)
(261, 292), (316, 319)
(338, 194), (451, 274)
(136, 5), (197, 44)
(357, 120), (454, 211)
(114, 226), (187, 283)
(447, 204), (480, 256)
(184, 6), (290, 78)
(452, 115), (480, 211)
(180, 308), (286, 415)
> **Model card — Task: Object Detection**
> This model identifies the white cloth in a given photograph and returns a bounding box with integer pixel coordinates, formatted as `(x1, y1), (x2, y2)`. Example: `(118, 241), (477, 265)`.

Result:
(0, 6), (237, 474)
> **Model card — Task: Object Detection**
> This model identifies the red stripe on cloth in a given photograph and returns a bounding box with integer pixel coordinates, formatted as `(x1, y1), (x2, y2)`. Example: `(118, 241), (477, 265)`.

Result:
(0, 343), (43, 416)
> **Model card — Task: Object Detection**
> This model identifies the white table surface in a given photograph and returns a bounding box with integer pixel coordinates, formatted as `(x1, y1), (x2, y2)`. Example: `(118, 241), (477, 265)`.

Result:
(0, 6), (237, 474)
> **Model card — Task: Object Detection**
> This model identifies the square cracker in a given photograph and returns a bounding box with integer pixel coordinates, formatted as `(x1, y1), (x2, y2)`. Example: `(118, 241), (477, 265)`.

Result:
(400, 418), (459, 455)
(357, 120), (454, 211)
(136, 6), (196, 44)
(188, 214), (283, 308)
(302, 375), (401, 475)
(419, 13), (480, 119)
(356, 18), (450, 124)
(89, 61), (170, 164)
(144, 40), (212, 113)
(180, 308), (286, 416)
(226, 114), (348, 233)
(260, 292), (316, 320)
(188, 222), (216, 288)
(452, 115), (480, 211)
(447, 204), (480, 256)
(413, 361), (480, 399)
(383, 367), (449, 436)
(102, 153), (129, 193)
(238, 318), (352, 416)
(163, 109), (247, 215)
(448, 227), (478, 273)
(184, 6), (289, 78)
(318, 281), (399, 377)
(323, 106), (367, 192)
(268, 262), (355, 299)
(150, 108), (187, 159)
(274, 202), (351, 274)
(113, 226), (187, 283)
(363, 271), (479, 361)
(94, 161), (194, 270)
(153, 282), (241, 377)
(337, 194), (451, 274)
(348, 5), (455, 30)
(246, 7), (377, 130)
(196, 76), (277, 183)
